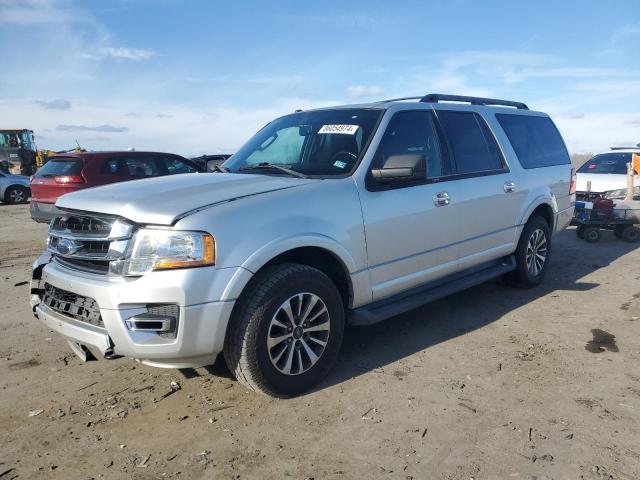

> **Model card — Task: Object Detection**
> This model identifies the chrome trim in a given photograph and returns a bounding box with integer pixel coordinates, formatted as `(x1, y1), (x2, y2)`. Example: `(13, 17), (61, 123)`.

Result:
(48, 216), (133, 241)
(47, 212), (136, 274)
(126, 315), (175, 333)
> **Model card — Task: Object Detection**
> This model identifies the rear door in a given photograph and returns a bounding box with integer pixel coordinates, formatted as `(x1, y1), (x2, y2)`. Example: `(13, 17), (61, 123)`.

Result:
(433, 109), (522, 270)
(30, 156), (85, 203)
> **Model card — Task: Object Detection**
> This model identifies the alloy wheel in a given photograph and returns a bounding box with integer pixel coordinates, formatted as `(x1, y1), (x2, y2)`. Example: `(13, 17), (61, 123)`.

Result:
(267, 292), (330, 375)
(525, 228), (547, 276)
(9, 188), (25, 203)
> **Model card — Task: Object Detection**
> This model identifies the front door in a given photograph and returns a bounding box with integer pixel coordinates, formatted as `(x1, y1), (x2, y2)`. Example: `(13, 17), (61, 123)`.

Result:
(357, 110), (465, 302)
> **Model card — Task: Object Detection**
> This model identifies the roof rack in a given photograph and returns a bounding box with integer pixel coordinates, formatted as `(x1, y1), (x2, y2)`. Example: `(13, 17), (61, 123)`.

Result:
(610, 145), (640, 151)
(420, 93), (529, 110)
(374, 96), (424, 103)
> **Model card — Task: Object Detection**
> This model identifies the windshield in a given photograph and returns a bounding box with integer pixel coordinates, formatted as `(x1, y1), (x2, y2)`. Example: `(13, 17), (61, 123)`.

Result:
(577, 152), (632, 174)
(223, 109), (382, 177)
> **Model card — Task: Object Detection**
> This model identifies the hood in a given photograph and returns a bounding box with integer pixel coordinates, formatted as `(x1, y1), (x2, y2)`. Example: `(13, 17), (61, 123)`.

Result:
(56, 173), (319, 224)
(576, 172), (640, 194)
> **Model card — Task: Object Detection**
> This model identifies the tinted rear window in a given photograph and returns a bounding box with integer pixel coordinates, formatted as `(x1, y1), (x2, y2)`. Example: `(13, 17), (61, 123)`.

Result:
(576, 153), (631, 174)
(438, 111), (504, 174)
(496, 114), (570, 169)
(35, 157), (83, 178)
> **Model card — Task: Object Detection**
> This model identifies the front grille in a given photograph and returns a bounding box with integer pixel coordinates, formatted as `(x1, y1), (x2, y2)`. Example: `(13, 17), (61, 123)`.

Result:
(47, 212), (134, 276)
(54, 257), (110, 275)
(50, 215), (113, 237)
(42, 283), (104, 328)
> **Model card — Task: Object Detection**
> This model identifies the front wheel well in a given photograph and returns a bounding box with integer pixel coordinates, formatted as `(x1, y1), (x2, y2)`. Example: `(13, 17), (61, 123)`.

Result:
(259, 247), (353, 308)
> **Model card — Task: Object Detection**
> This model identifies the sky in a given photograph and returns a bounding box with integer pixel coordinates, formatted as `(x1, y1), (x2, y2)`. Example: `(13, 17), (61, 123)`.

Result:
(0, 0), (639, 156)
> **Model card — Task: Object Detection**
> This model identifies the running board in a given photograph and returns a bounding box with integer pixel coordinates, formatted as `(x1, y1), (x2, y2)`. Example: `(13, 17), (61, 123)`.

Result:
(349, 255), (516, 326)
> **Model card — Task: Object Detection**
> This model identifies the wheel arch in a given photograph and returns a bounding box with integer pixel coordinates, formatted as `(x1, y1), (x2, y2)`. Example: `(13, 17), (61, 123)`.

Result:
(240, 243), (355, 309)
(519, 194), (557, 231)
(528, 203), (554, 230)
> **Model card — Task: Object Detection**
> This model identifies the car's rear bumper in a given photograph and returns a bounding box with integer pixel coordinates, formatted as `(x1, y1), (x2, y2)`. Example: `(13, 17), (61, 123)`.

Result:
(30, 201), (62, 223)
(555, 205), (575, 233)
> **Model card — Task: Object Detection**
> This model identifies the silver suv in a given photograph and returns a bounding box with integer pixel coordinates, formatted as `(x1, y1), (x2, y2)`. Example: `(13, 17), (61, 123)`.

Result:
(30, 94), (575, 397)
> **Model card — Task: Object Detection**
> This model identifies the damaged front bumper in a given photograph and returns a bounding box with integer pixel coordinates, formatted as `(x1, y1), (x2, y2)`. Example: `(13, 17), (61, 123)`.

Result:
(30, 252), (114, 360)
(30, 252), (242, 368)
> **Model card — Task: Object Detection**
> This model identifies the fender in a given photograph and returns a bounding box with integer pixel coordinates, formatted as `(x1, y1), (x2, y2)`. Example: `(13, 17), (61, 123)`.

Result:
(217, 233), (369, 305)
(517, 189), (558, 227)
(242, 233), (359, 274)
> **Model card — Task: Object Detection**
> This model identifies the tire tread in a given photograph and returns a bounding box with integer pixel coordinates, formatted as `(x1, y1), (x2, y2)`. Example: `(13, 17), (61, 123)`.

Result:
(223, 263), (339, 397)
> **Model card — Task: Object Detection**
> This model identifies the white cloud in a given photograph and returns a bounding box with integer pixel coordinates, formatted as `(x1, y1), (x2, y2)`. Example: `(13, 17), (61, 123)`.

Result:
(56, 124), (128, 133)
(85, 47), (156, 61)
(554, 113), (640, 153)
(0, 97), (339, 157)
(346, 84), (383, 97)
(0, 0), (73, 25)
(611, 24), (640, 45)
(35, 98), (71, 110)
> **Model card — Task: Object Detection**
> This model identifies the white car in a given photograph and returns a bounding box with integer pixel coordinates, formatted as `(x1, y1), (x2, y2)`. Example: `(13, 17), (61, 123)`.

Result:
(576, 148), (640, 200)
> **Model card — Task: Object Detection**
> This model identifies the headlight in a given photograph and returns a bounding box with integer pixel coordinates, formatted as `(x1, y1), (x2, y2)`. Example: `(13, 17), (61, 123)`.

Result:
(603, 187), (639, 199)
(602, 188), (627, 199)
(115, 229), (215, 276)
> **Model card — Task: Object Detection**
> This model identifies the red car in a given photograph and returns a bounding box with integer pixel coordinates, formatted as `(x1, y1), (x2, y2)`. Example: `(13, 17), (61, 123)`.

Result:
(30, 151), (201, 222)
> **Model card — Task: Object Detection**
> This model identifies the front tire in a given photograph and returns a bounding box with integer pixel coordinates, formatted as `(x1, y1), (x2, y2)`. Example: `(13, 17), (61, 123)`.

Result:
(504, 216), (551, 288)
(223, 263), (345, 397)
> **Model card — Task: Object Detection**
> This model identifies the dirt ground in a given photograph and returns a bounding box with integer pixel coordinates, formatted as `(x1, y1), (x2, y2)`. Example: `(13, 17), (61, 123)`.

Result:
(1, 203), (640, 480)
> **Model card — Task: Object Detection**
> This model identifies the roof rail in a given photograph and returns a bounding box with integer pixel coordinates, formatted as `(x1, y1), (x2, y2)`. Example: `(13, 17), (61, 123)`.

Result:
(374, 96), (424, 103)
(610, 146), (640, 151)
(420, 93), (529, 110)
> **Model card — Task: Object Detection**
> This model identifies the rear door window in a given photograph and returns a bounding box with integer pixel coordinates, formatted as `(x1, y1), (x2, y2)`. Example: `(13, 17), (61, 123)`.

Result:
(576, 153), (631, 174)
(437, 111), (505, 175)
(35, 157), (83, 178)
(103, 157), (162, 178)
(496, 114), (570, 169)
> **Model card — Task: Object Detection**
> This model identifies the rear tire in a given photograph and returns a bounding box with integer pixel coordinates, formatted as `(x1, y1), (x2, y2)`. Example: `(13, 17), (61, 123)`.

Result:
(503, 216), (551, 288)
(622, 225), (639, 243)
(584, 227), (600, 243)
(223, 263), (345, 397)
(4, 185), (29, 204)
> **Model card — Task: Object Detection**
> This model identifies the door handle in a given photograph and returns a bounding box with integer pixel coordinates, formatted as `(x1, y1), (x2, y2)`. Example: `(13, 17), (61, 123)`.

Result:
(433, 191), (450, 207)
(503, 181), (516, 194)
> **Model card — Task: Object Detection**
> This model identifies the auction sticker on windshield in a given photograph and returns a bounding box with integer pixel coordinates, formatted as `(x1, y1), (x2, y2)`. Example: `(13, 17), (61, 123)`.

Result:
(318, 125), (359, 135)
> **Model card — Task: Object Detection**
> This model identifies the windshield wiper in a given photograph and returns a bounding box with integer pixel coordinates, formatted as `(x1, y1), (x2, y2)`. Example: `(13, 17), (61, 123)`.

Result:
(239, 163), (308, 179)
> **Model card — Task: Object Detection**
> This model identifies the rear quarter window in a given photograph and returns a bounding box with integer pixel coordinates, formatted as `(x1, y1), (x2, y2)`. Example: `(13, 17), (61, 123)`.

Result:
(35, 157), (83, 178)
(496, 114), (570, 169)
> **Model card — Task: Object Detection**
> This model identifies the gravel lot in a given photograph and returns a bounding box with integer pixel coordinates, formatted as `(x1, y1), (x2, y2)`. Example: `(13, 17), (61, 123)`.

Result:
(1, 203), (639, 480)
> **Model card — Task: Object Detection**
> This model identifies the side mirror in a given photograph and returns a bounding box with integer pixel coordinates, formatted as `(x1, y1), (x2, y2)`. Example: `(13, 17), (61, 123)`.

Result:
(371, 154), (425, 183)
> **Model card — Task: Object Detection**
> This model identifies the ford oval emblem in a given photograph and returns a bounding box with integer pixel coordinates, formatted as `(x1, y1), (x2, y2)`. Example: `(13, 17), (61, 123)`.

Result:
(57, 238), (81, 256)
